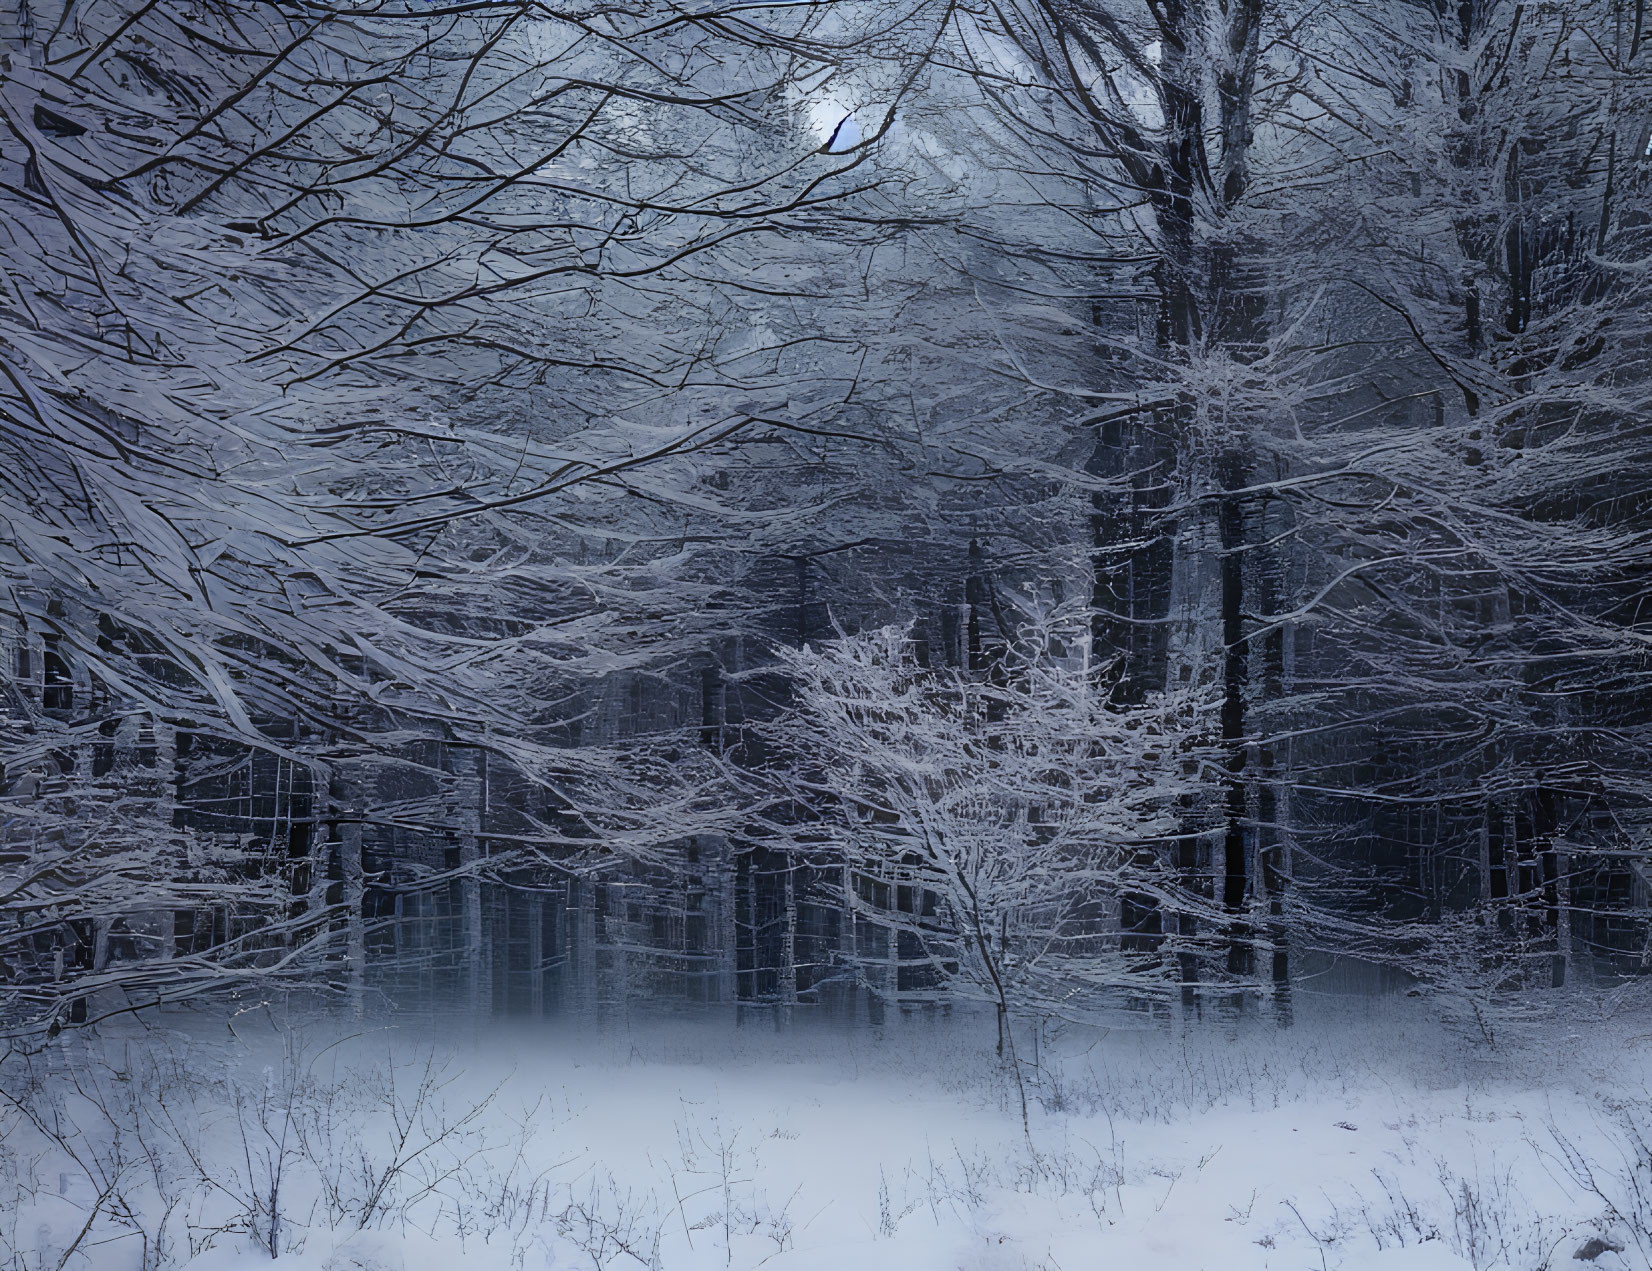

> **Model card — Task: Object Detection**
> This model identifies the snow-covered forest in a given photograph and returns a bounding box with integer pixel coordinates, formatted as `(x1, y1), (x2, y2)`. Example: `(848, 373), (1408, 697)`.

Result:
(2, 0), (1651, 1267)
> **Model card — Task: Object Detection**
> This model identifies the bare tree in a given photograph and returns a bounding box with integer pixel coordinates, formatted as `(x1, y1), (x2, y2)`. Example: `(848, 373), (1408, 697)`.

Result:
(774, 603), (1222, 1074)
(0, 0), (947, 1031)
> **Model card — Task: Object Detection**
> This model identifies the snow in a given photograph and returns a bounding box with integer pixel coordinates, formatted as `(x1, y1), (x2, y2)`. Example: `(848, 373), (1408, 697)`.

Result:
(3, 1000), (1646, 1271)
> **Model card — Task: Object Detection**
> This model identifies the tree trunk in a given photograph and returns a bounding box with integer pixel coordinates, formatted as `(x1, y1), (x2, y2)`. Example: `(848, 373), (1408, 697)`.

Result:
(454, 746), (489, 1018)
(1218, 455), (1253, 988)
(527, 890), (545, 1016)
(778, 861), (798, 1030)
(341, 818), (365, 1020)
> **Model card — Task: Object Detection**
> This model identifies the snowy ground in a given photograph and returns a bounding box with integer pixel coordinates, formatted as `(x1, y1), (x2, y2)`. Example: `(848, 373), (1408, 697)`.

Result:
(3, 997), (1650, 1271)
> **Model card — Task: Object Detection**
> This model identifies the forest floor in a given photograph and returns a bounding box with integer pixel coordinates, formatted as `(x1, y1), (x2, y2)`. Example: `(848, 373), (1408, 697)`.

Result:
(4, 994), (1650, 1271)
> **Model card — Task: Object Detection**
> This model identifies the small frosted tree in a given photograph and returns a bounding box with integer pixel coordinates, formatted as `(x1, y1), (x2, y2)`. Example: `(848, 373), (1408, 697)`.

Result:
(776, 604), (1222, 1067)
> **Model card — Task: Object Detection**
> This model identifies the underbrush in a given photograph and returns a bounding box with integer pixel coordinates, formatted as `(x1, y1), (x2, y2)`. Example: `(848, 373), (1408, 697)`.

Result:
(0, 1026), (638, 1270)
(2, 1002), (1651, 1271)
